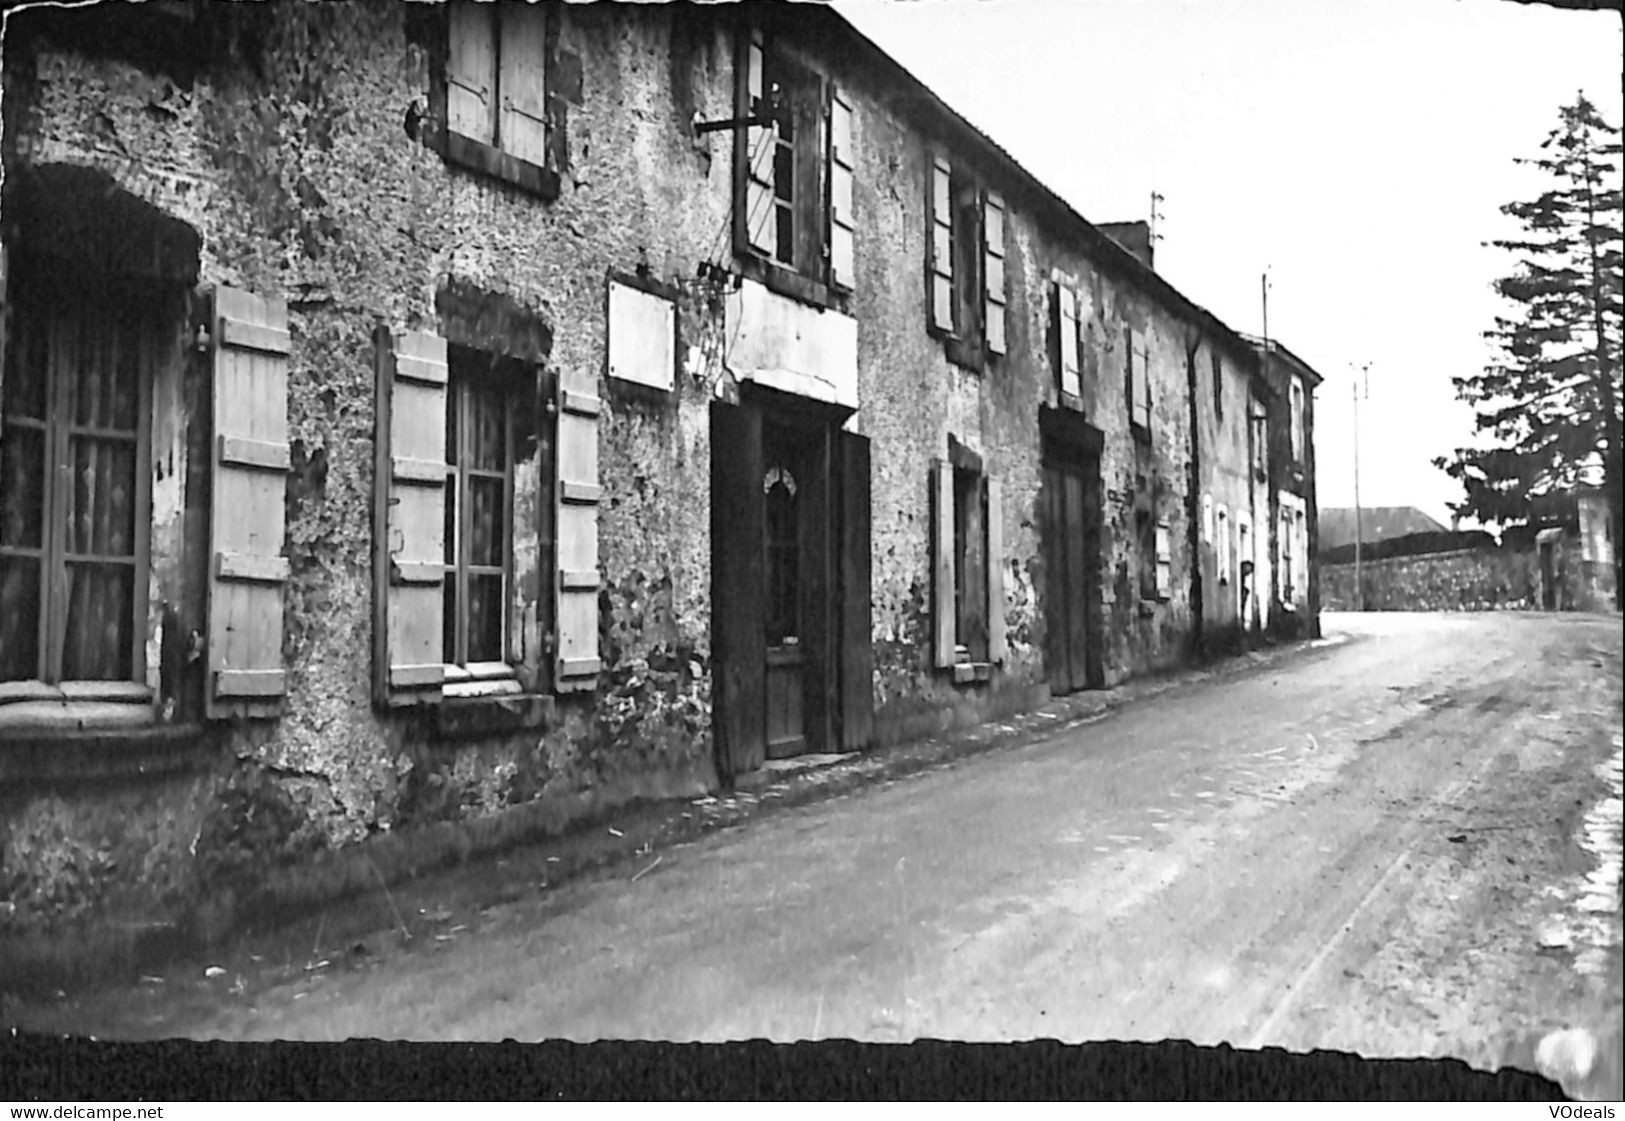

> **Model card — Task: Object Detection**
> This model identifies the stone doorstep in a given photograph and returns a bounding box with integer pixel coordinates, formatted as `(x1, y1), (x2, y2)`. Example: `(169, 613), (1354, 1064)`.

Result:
(0, 633), (1335, 997)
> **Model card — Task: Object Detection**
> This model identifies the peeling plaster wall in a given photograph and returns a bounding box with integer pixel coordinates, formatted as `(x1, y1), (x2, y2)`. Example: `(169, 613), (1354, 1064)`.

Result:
(1, 1), (731, 935)
(1195, 347), (1259, 651)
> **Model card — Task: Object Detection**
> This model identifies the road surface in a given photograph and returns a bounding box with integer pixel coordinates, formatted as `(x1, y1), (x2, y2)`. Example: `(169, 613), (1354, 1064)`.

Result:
(11, 612), (1623, 1092)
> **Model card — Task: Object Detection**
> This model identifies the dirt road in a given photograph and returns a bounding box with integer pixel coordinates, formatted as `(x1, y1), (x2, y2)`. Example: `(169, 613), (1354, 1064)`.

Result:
(10, 612), (1622, 1092)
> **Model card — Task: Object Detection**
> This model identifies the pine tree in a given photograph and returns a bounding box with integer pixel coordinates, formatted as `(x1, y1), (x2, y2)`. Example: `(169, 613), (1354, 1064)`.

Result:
(1435, 93), (1623, 600)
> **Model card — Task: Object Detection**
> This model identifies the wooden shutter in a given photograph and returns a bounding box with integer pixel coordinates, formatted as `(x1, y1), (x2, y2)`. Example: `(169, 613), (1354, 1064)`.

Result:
(374, 328), (447, 706)
(498, 0), (548, 166)
(555, 370), (600, 692)
(1127, 326), (1150, 429)
(1154, 516), (1172, 600)
(983, 191), (1008, 356)
(930, 458), (956, 668)
(207, 287), (291, 718)
(986, 475), (1005, 663)
(1056, 282), (1080, 399)
(447, 1), (496, 145)
(838, 430), (874, 751)
(828, 88), (856, 291)
(927, 153), (955, 333)
(741, 29), (776, 256)
(711, 401), (766, 779)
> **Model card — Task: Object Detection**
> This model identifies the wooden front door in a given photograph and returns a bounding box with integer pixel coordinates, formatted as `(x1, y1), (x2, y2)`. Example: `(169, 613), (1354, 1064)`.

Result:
(712, 397), (872, 780)
(1041, 446), (1103, 694)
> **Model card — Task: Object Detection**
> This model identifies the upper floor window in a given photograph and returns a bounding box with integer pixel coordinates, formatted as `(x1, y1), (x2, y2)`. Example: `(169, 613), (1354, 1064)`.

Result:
(1211, 350), (1224, 421)
(1289, 377), (1305, 463)
(926, 153), (1007, 369)
(1052, 281), (1084, 407)
(1125, 327), (1150, 436)
(735, 28), (853, 300)
(433, 0), (557, 199)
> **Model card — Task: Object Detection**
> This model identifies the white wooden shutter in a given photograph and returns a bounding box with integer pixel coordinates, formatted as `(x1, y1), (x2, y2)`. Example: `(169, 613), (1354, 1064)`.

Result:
(743, 30), (776, 256)
(828, 88), (856, 290)
(928, 153), (955, 333)
(556, 370), (601, 692)
(1154, 516), (1172, 600)
(1128, 327), (1150, 429)
(207, 287), (291, 718)
(986, 475), (1005, 663)
(983, 191), (1008, 356)
(498, 0), (548, 166)
(930, 458), (956, 668)
(447, 1), (496, 145)
(377, 331), (447, 705)
(1056, 283), (1080, 399)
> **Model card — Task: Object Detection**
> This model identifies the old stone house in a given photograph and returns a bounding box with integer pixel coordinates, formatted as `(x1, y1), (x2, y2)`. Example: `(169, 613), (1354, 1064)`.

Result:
(0, 0), (1319, 960)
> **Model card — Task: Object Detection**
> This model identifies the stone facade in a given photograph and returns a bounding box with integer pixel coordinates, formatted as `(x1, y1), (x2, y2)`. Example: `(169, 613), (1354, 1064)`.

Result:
(0, 0), (1318, 956)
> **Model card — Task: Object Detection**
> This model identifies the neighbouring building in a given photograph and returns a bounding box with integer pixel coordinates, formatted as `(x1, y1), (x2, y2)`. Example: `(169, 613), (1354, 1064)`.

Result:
(0, 0), (1318, 962)
(1318, 506), (1446, 553)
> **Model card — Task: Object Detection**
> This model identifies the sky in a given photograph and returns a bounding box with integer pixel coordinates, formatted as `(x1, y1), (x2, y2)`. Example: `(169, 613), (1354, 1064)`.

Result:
(831, 0), (1625, 526)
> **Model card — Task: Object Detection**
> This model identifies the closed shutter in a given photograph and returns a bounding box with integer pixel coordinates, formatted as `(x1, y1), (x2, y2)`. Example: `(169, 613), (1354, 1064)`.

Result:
(986, 475), (1005, 663)
(927, 154), (955, 333)
(447, 1), (495, 145)
(930, 458), (956, 668)
(207, 287), (292, 718)
(1056, 282), (1080, 399)
(1155, 516), (1172, 600)
(828, 89), (856, 291)
(374, 328), (447, 706)
(555, 370), (600, 692)
(983, 191), (1008, 356)
(837, 430), (874, 751)
(742, 30), (776, 256)
(498, 0), (548, 166)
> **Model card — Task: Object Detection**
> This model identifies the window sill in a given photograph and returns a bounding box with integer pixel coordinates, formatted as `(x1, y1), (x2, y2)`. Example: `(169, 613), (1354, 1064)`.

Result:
(1058, 390), (1084, 413)
(0, 721), (214, 787)
(736, 254), (837, 311)
(942, 333), (986, 374)
(0, 683), (155, 734)
(951, 661), (993, 685)
(436, 691), (555, 738)
(437, 129), (561, 202)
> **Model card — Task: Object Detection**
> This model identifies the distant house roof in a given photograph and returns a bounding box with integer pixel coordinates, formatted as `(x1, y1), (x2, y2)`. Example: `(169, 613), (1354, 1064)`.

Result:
(1319, 507), (1447, 550)
(1239, 333), (1325, 389)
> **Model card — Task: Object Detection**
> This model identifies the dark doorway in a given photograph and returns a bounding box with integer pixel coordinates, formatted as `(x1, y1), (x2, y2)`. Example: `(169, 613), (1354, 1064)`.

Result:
(711, 391), (873, 780)
(1039, 413), (1104, 695)
(1539, 540), (1558, 610)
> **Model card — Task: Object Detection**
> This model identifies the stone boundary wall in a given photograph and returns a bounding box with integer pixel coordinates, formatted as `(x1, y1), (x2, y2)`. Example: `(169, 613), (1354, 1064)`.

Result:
(1321, 547), (1541, 612)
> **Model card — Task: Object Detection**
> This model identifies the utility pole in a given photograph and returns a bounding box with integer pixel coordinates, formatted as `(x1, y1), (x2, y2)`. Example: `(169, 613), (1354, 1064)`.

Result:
(1352, 363), (1370, 611)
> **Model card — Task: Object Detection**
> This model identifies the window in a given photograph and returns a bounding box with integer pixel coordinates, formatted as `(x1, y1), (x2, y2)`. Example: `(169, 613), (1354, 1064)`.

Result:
(736, 28), (853, 294)
(1135, 509), (1171, 602)
(1280, 505), (1296, 607)
(1, 273), (291, 724)
(1216, 505), (1231, 586)
(442, 364), (515, 683)
(375, 327), (589, 708)
(437, 0), (555, 196)
(931, 453), (1005, 674)
(1125, 327), (1150, 433)
(1211, 350), (1223, 421)
(1250, 395), (1268, 478)
(926, 153), (1008, 366)
(1, 272), (154, 688)
(1053, 281), (1082, 403)
(1289, 377), (1305, 463)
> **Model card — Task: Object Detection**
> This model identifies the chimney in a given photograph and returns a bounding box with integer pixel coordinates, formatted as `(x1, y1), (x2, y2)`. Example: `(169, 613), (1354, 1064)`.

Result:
(1097, 220), (1154, 270)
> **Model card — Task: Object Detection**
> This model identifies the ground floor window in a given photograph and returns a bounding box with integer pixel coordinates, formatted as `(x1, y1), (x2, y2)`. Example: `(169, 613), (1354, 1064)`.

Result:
(442, 364), (515, 672)
(1, 269), (156, 685)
